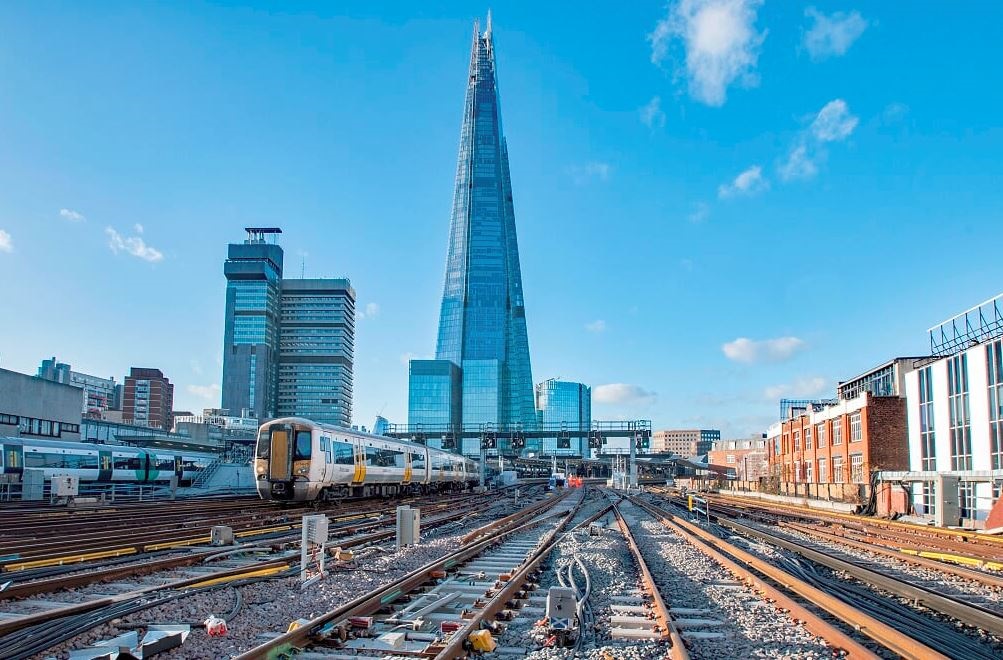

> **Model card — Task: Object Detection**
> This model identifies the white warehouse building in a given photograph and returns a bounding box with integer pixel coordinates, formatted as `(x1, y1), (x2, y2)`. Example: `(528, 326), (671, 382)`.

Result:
(902, 294), (1003, 526)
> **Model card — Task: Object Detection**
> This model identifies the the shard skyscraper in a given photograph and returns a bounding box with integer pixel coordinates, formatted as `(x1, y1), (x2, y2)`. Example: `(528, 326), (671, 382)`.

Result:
(408, 17), (536, 452)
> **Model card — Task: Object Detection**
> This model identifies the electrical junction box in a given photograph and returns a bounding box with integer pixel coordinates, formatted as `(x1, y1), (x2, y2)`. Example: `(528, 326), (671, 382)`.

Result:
(546, 586), (577, 621)
(302, 514), (330, 545)
(211, 526), (234, 546)
(52, 475), (79, 497)
(396, 506), (420, 548)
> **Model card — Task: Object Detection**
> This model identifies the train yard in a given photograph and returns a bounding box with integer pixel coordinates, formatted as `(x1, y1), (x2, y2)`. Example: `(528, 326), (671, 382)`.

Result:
(1, 483), (1001, 659)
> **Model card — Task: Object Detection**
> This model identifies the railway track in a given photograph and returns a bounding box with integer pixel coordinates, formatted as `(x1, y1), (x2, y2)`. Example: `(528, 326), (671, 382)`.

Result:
(1, 486), (555, 658)
(636, 493), (1003, 659)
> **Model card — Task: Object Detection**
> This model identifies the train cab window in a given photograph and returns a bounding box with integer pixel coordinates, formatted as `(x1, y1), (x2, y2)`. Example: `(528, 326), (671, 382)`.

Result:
(256, 430), (271, 458)
(294, 431), (312, 460)
(333, 442), (354, 465)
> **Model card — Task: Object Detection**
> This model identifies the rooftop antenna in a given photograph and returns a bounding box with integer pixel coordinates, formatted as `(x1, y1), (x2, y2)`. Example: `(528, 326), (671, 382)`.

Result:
(485, 9), (492, 37)
(301, 254), (305, 278)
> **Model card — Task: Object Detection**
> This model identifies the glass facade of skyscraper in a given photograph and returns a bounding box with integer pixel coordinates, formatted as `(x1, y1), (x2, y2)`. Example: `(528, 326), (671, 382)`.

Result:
(277, 279), (355, 427)
(535, 379), (592, 457)
(222, 235), (282, 420)
(408, 359), (462, 449)
(409, 20), (536, 447)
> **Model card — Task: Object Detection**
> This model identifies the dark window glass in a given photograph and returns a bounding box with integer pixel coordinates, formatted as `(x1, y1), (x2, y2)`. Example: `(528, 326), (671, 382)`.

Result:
(256, 430), (271, 458)
(294, 431), (312, 460)
(334, 442), (354, 465)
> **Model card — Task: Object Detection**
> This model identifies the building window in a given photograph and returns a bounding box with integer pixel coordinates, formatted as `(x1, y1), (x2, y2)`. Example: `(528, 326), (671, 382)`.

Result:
(850, 411), (862, 442)
(805, 460), (814, 483)
(832, 418), (843, 446)
(803, 426), (812, 450)
(959, 482), (976, 520)
(850, 453), (864, 483)
(726, 454), (735, 464)
(922, 482), (936, 518)
(793, 430), (801, 451)
(817, 457), (827, 483)
(988, 340), (1003, 470)
(919, 366), (937, 471)
(833, 455), (845, 483)
(816, 423), (826, 448)
(948, 354), (972, 470)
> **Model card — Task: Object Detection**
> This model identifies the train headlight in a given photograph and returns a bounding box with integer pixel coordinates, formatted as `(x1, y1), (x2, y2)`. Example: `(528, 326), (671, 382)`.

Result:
(297, 466), (309, 474)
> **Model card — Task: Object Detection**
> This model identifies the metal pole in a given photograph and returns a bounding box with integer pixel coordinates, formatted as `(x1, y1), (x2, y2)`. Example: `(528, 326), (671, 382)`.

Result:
(479, 443), (485, 488)
(629, 432), (638, 489)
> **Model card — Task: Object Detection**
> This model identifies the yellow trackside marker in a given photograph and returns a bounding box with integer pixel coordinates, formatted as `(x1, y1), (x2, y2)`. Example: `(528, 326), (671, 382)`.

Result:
(187, 564), (288, 589)
(4, 547), (138, 572)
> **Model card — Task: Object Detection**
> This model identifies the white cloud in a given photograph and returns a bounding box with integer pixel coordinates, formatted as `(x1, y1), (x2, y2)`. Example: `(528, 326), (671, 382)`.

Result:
(640, 96), (666, 129)
(803, 7), (868, 60)
(722, 336), (806, 364)
(59, 208), (85, 222)
(585, 319), (607, 333)
(688, 201), (710, 224)
(778, 143), (818, 181)
(570, 161), (612, 185)
(105, 226), (164, 263)
(358, 302), (381, 319)
(649, 0), (765, 107)
(763, 376), (828, 400)
(810, 99), (858, 142)
(593, 383), (658, 406)
(0, 230), (12, 253)
(134, 223), (144, 234)
(718, 165), (768, 198)
(187, 383), (221, 401)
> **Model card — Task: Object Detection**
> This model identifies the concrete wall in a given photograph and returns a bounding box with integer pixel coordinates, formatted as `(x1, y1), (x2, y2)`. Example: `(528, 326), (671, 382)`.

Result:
(0, 368), (82, 441)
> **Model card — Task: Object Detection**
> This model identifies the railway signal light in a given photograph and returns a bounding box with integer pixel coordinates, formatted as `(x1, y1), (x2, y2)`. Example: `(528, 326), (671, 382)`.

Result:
(413, 433), (427, 445)
(481, 432), (497, 450)
(441, 433), (455, 450)
(588, 431), (602, 449)
(634, 430), (650, 450)
(511, 432), (526, 449)
(557, 431), (571, 449)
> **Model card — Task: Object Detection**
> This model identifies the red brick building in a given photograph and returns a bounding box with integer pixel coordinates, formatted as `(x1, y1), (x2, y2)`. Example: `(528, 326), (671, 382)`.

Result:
(768, 392), (908, 486)
(122, 367), (174, 431)
(708, 437), (769, 480)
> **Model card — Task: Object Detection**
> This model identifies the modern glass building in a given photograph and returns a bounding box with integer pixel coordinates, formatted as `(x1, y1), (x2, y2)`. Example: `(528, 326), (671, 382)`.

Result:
(409, 18), (536, 453)
(222, 228), (283, 420)
(222, 228), (355, 426)
(535, 379), (592, 457)
(277, 278), (355, 427)
(408, 359), (463, 449)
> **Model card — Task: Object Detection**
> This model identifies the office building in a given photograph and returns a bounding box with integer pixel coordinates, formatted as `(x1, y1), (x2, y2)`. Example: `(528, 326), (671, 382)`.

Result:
(221, 228), (356, 427)
(221, 228), (283, 420)
(650, 429), (720, 457)
(408, 18), (536, 452)
(37, 357), (121, 417)
(535, 379), (591, 457)
(0, 368), (82, 441)
(277, 278), (355, 427)
(903, 294), (1003, 524)
(122, 368), (174, 431)
(408, 360), (463, 448)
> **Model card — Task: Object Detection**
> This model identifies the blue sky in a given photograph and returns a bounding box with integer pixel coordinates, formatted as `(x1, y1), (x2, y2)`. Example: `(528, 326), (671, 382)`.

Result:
(1, 1), (1001, 437)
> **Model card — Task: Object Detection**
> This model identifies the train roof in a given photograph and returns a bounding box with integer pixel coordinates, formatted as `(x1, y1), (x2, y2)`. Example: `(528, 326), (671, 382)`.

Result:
(0, 436), (217, 457)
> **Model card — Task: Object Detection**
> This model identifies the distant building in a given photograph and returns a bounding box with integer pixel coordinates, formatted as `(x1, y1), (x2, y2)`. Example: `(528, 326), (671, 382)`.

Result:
(173, 408), (259, 434)
(122, 368), (174, 431)
(534, 379), (591, 457)
(709, 436), (769, 480)
(221, 228), (356, 427)
(408, 360), (463, 449)
(373, 415), (390, 436)
(37, 357), (121, 417)
(221, 228), (284, 420)
(650, 429), (720, 457)
(277, 278), (355, 427)
(0, 368), (82, 441)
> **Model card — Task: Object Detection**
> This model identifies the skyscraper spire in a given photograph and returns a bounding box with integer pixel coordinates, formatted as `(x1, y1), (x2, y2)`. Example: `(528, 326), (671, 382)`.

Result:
(432, 17), (536, 430)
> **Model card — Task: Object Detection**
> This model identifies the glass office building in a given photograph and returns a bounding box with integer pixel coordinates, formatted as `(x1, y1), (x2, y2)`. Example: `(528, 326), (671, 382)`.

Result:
(408, 360), (463, 449)
(277, 279), (355, 427)
(535, 379), (592, 457)
(222, 230), (283, 420)
(412, 18), (536, 447)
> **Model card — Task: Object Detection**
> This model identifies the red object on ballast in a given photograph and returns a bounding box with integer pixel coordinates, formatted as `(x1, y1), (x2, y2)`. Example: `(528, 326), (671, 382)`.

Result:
(440, 621), (463, 634)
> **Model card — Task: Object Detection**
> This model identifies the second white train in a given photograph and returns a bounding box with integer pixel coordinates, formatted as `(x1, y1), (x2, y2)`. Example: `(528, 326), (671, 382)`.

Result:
(254, 417), (479, 502)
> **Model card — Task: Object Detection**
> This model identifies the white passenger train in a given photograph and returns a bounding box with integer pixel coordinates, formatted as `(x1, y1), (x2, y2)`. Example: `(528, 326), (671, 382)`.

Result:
(254, 417), (479, 502)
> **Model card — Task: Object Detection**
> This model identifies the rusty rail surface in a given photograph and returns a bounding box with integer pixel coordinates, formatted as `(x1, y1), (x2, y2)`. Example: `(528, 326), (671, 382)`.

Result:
(612, 502), (690, 660)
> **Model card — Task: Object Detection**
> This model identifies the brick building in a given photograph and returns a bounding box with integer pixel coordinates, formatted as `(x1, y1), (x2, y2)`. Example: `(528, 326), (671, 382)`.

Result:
(650, 429), (720, 457)
(769, 392), (909, 485)
(122, 368), (174, 431)
(708, 436), (768, 480)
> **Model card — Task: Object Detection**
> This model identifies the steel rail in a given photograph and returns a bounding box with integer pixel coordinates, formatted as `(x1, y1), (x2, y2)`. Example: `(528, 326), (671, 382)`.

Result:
(630, 496), (924, 660)
(233, 490), (574, 660)
(713, 516), (1003, 638)
(611, 501), (690, 660)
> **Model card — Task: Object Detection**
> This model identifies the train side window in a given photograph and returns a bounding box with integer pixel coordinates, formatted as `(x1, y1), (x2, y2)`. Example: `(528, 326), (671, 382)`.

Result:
(333, 442), (354, 465)
(294, 431), (312, 460)
(394, 450), (406, 468)
(411, 452), (425, 470)
(320, 437), (333, 464)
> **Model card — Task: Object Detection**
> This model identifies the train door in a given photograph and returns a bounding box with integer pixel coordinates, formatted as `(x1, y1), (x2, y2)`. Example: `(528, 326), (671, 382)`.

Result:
(269, 428), (292, 480)
(175, 455), (183, 482)
(352, 442), (366, 484)
(98, 450), (112, 482)
(403, 451), (412, 485)
(3, 444), (23, 475)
